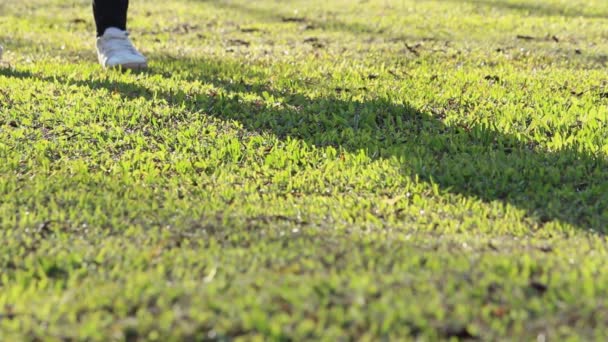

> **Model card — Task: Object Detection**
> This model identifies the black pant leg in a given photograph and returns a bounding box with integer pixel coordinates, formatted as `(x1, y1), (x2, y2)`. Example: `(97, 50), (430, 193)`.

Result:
(92, 0), (129, 36)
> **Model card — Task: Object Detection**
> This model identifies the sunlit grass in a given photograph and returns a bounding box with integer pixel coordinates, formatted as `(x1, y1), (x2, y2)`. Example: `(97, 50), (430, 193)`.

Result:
(1, 0), (608, 339)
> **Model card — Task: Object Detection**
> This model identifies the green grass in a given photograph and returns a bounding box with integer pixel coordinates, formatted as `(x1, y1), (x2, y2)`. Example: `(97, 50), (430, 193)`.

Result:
(2, 0), (608, 339)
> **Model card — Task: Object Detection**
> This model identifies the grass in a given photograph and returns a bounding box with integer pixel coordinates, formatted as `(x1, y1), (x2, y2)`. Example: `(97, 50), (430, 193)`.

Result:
(2, 0), (608, 339)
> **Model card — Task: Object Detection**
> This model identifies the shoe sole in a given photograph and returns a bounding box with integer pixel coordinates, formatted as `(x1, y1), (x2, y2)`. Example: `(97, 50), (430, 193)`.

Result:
(106, 62), (148, 70)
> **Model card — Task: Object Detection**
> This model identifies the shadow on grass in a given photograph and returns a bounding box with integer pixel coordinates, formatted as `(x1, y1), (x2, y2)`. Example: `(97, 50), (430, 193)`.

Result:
(430, 0), (608, 19)
(195, 0), (388, 36)
(2, 57), (607, 232)
(199, 0), (608, 40)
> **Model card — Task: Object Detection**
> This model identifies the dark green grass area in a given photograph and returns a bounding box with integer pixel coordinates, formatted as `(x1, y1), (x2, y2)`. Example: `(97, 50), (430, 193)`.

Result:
(2, 0), (608, 340)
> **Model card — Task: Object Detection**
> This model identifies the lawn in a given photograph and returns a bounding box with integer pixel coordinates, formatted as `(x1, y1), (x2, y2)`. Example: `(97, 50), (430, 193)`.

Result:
(2, 0), (608, 340)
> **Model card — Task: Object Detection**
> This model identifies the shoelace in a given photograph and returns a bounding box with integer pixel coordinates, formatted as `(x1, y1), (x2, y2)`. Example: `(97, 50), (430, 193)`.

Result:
(101, 34), (140, 56)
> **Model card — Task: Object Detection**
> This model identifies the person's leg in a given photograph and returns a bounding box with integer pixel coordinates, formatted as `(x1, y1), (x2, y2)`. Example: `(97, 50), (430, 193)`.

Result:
(93, 0), (129, 37)
(93, 0), (147, 69)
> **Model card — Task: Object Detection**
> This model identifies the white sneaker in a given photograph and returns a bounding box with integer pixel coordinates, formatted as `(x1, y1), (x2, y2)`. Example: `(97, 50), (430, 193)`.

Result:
(96, 27), (147, 70)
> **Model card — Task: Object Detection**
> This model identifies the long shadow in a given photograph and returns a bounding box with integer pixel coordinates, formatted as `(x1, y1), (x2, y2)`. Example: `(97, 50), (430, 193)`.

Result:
(195, 0), (389, 36)
(2, 59), (607, 232)
(200, 0), (608, 40)
(432, 0), (608, 19)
